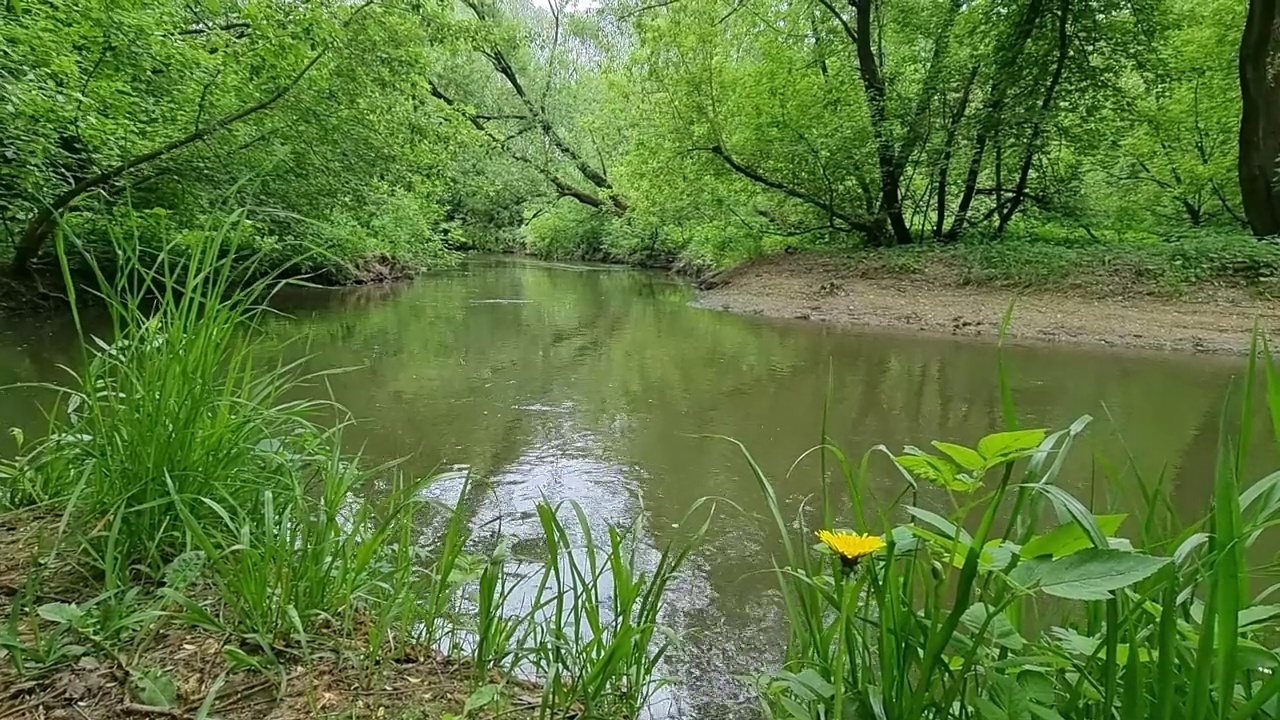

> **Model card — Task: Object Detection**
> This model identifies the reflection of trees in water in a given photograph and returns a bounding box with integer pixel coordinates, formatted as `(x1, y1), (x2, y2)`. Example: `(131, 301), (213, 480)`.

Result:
(0, 314), (90, 456)
(244, 261), (1256, 613)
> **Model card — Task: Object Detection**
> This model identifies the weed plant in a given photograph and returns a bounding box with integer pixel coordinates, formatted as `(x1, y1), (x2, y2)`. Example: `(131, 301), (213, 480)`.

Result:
(745, 339), (1280, 720)
(0, 223), (697, 719)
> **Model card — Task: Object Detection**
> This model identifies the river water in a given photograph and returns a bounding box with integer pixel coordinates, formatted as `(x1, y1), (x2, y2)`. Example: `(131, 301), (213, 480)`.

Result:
(0, 257), (1265, 717)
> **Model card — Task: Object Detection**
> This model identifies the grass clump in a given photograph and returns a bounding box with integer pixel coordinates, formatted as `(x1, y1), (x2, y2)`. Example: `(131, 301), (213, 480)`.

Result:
(0, 223), (701, 719)
(744, 338), (1280, 720)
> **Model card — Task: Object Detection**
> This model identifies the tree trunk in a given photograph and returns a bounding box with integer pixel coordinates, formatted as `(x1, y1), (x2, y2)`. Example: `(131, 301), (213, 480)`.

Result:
(947, 0), (1047, 239)
(850, 0), (911, 244)
(936, 66), (978, 240)
(997, 0), (1070, 234)
(1238, 0), (1280, 236)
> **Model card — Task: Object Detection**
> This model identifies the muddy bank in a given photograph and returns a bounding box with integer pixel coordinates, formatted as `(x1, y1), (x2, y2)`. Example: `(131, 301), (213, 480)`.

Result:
(694, 253), (1280, 354)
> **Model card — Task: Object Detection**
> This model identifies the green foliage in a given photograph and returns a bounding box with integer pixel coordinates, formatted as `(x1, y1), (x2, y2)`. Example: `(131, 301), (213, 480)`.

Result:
(1, 0), (465, 278)
(835, 229), (1280, 294)
(0, 227), (697, 716)
(523, 203), (614, 261)
(1, 0), (1263, 280)
(459, 501), (709, 719)
(738, 343), (1280, 720)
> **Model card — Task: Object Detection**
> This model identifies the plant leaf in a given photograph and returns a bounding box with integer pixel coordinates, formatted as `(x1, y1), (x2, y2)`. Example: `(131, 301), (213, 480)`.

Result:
(961, 602), (1026, 650)
(1239, 604), (1280, 627)
(463, 684), (502, 715)
(37, 602), (83, 626)
(1021, 483), (1108, 549)
(906, 506), (974, 545)
(1009, 549), (1169, 600)
(132, 667), (179, 708)
(978, 429), (1048, 464)
(894, 454), (966, 490)
(932, 441), (986, 472)
(1020, 515), (1127, 559)
(162, 550), (206, 590)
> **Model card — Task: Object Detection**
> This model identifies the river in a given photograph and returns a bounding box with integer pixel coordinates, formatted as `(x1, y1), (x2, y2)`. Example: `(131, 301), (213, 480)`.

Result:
(0, 256), (1265, 718)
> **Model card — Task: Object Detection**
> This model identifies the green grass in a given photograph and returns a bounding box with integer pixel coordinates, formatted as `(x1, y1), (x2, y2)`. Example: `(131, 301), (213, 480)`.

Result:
(841, 229), (1280, 295)
(0, 221), (701, 719)
(740, 334), (1280, 720)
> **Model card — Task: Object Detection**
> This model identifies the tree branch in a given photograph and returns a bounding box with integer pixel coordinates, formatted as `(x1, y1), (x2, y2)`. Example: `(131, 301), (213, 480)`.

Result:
(429, 83), (616, 213)
(701, 144), (871, 233)
(12, 2), (376, 273)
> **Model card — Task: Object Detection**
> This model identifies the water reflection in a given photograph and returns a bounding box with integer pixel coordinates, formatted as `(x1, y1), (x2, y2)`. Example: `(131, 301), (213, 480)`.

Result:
(0, 257), (1262, 718)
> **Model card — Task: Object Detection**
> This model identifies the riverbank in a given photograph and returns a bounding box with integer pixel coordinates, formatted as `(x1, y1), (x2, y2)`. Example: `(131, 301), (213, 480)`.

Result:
(0, 251), (426, 317)
(695, 251), (1280, 354)
(0, 238), (688, 720)
(0, 513), (548, 720)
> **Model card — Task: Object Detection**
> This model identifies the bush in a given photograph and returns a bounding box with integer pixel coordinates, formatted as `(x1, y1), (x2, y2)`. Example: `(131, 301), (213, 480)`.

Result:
(523, 202), (614, 261)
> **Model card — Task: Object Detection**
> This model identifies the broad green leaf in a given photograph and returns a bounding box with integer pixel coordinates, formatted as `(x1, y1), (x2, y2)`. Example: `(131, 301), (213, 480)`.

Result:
(894, 454), (962, 489)
(932, 441), (985, 472)
(1009, 549), (1169, 601)
(779, 696), (810, 720)
(1017, 671), (1056, 706)
(982, 540), (1018, 571)
(978, 429), (1048, 464)
(132, 667), (179, 708)
(37, 602), (83, 625)
(974, 674), (1032, 720)
(961, 602), (1026, 650)
(1020, 514), (1127, 559)
(1028, 705), (1067, 720)
(790, 668), (835, 700)
(974, 697), (1008, 720)
(463, 684), (502, 715)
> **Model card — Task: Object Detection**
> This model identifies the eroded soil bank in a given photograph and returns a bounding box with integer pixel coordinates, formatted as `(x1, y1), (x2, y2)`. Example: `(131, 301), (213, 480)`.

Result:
(695, 253), (1280, 354)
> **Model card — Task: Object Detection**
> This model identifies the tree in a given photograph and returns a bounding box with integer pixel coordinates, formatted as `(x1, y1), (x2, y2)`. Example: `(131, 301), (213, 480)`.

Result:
(431, 0), (627, 214)
(1239, 0), (1280, 236)
(2, 0), (461, 278)
(9, 48), (330, 274)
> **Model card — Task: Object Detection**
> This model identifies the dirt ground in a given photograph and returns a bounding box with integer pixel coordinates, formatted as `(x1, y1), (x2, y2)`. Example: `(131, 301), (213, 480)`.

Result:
(0, 514), (539, 720)
(694, 253), (1280, 354)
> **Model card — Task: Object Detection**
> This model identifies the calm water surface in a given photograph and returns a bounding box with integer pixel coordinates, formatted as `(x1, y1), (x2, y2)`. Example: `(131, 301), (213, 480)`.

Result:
(0, 257), (1261, 718)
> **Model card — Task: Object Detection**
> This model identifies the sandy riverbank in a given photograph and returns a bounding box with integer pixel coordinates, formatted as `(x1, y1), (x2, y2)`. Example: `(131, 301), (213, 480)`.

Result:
(694, 253), (1280, 354)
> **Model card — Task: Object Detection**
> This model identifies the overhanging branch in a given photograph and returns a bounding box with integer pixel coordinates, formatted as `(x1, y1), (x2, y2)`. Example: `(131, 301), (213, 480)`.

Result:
(701, 144), (871, 233)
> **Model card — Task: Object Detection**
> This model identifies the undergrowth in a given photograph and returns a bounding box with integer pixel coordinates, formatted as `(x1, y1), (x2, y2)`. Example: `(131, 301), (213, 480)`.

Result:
(741, 330), (1280, 720)
(0, 222), (703, 719)
(843, 230), (1280, 295)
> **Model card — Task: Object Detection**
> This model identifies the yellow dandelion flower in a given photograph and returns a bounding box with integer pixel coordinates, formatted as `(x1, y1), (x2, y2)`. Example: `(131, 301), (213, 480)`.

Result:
(816, 529), (885, 568)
